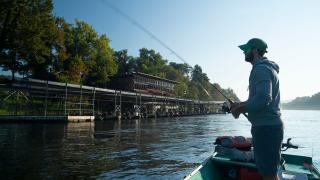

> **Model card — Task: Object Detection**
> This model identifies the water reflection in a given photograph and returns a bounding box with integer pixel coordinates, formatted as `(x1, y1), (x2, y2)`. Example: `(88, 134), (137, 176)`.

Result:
(0, 111), (319, 179)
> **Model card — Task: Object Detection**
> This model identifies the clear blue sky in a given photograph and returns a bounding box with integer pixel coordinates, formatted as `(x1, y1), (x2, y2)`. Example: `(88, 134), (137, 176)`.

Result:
(54, 0), (320, 100)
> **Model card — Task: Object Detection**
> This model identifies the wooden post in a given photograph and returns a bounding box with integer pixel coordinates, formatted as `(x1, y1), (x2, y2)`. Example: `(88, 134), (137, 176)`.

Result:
(139, 93), (142, 118)
(79, 85), (83, 115)
(44, 80), (48, 117)
(139, 93), (141, 107)
(135, 92), (138, 106)
(64, 83), (68, 116)
(92, 88), (96, 117)
(120, 91), (122, 116)
(114, 91), (117, 116)
(153, 95), (157, 118)
(14, 91), (18, 116)
(114, 91), (121, 118)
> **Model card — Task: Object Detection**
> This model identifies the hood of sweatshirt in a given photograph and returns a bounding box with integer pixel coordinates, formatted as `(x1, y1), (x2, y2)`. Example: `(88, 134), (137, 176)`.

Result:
(254, 57), (279, 73)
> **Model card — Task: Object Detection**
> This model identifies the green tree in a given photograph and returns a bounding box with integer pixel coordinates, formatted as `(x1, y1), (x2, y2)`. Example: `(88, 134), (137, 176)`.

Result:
(86, 34), (117, 87)
(0, 0), (57, 80)
(190, 65), (212, 100)
(186, 81), (199, 99)
(169, 62), (190, 77)
(114, 50), (136, 75)
(52, 18), (86, 83)
(50, 17), (70, 79)
(54, 20), (117, 85)
(136, 48), (167, 76)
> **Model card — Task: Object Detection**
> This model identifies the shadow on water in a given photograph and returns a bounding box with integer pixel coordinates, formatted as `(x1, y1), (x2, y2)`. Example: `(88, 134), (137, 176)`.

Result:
(0, 111), (319, 179)
(0, 118), (201, 179)
(0, 122), (111, 179)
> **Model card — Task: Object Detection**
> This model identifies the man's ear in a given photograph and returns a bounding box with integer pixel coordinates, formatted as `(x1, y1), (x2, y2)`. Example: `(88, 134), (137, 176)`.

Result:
(251, 48), (257, 53)
(251, 48), (258, 55)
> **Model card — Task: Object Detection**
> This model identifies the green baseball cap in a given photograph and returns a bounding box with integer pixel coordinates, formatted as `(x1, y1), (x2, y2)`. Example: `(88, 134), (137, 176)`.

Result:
(238, 38), (268, 53)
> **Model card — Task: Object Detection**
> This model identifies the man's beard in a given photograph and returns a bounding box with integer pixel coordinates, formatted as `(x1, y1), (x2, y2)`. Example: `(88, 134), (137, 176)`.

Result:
(245, 51), (254, 62)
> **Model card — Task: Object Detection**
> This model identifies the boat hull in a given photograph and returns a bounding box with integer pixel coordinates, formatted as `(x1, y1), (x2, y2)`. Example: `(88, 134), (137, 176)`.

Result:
(185, 153), (320, 180)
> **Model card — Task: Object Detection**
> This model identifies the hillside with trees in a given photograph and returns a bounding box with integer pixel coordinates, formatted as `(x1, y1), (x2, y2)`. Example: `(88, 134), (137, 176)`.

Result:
(0, 0), (238, 102)
(282, 92), (320, 110)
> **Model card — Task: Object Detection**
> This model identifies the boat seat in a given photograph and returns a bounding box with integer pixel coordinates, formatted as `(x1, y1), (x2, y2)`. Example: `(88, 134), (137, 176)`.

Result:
(212, 155), (257, 169)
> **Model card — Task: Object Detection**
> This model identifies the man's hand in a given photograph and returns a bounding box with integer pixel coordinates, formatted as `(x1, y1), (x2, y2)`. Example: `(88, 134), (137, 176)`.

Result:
(230, 102), (246, 119)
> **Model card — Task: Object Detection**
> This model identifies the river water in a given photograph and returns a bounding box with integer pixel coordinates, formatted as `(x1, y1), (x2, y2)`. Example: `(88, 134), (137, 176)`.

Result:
(0, 110), (319, 179)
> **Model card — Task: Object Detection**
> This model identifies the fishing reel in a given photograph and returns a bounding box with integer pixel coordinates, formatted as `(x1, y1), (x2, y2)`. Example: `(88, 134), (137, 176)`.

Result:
(281, 138), (299, 151)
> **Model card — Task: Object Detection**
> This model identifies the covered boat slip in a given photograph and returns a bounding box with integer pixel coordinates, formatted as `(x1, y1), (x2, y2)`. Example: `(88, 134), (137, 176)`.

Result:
(185, 153), (320, 180)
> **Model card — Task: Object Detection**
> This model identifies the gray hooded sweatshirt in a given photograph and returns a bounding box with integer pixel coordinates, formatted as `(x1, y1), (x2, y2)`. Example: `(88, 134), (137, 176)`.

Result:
(245, 57), (283, 127)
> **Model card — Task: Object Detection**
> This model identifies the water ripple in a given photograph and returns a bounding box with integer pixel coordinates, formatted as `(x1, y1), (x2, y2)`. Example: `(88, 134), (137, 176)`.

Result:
(0, 110), (319, 179)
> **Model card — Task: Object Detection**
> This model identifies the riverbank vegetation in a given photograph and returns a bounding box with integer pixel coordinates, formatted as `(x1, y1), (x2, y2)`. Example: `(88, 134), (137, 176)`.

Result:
(282, 92), (320, 110)
(0, 0), (238, 101)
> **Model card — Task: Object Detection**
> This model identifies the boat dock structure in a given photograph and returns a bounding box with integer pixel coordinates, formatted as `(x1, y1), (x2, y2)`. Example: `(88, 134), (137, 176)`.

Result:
(0, 77), (227, 122)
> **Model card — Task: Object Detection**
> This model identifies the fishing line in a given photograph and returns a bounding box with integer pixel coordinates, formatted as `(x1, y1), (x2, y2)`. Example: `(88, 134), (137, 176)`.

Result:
(101, 0), (233, 102)
(101, 0), (189, 65)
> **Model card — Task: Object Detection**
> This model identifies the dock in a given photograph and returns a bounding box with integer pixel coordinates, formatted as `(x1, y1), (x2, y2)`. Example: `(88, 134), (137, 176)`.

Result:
(0, 78), (228, 122)
(0, 115), (94, 122)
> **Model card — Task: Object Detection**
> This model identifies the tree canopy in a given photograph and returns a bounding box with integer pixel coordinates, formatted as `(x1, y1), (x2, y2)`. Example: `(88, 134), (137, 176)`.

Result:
(0, 0), (239, 101)
(0, 0), (57, 79)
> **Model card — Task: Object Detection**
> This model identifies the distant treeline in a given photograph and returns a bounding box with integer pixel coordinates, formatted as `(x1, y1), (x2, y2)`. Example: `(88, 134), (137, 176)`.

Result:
(0, 0), (238, 101)
(282, 92), (320, 110)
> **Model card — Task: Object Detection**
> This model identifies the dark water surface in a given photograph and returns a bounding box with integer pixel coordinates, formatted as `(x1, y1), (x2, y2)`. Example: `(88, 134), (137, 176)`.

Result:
(0, 110), (319, 179)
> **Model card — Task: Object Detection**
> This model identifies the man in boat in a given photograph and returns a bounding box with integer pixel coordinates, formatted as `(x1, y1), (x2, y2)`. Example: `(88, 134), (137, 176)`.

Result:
(230, 38), (284, 180)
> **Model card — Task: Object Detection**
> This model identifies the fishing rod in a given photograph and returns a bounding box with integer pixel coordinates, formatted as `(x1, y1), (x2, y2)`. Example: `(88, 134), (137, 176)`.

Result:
(211, 85), (248, 118)
(102, 1), (215, 95)
(198, 82), (245, 115)
(103, 1), (248, 118)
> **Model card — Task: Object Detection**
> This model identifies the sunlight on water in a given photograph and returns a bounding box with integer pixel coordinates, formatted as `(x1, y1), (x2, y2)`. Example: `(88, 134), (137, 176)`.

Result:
(0, 110), (319, 179)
